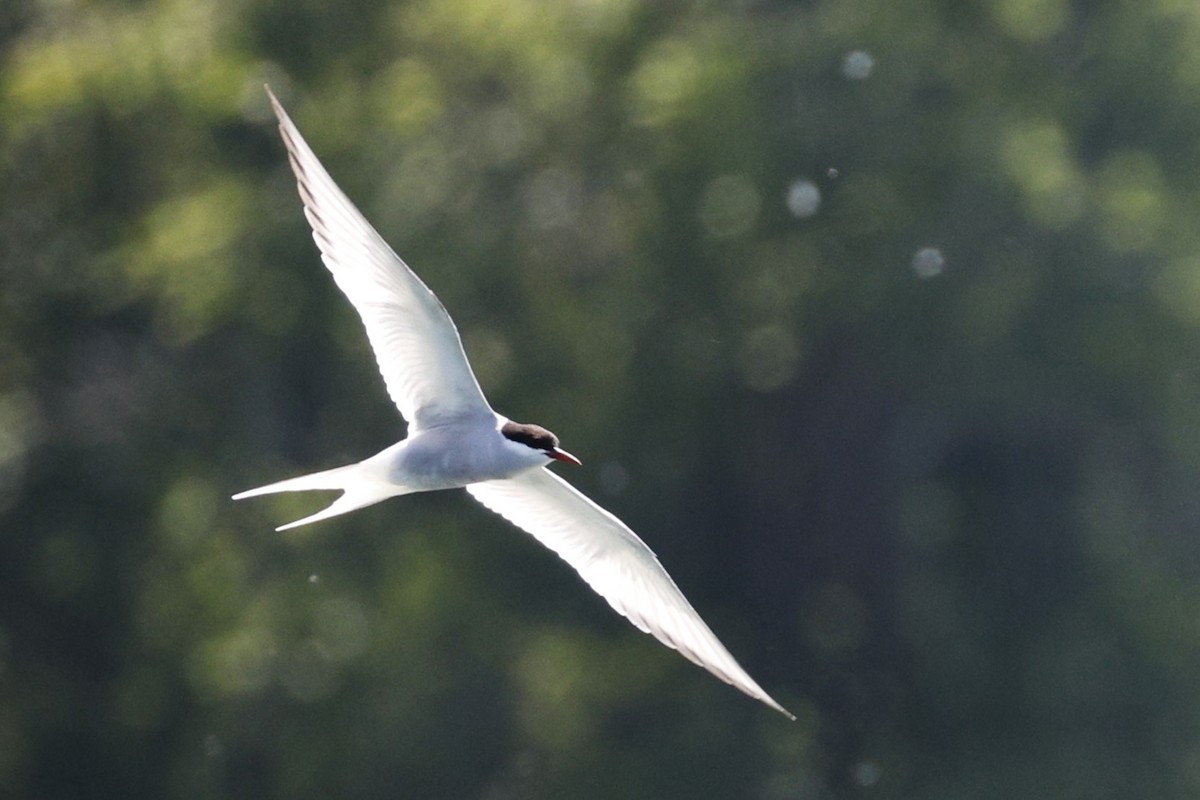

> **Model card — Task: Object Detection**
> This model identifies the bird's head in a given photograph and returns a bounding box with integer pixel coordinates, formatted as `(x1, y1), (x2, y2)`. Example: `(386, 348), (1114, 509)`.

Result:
(501, 421), (582, 466)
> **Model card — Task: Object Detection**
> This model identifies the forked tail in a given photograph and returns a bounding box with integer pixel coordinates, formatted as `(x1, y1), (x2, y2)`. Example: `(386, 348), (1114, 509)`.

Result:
(232, 462), (397, 531)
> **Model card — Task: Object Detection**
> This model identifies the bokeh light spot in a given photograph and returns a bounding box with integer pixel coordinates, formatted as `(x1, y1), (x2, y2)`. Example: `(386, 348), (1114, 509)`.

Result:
(912, 247), (946, 278)
(785, 180), (822, 218)
(842, 50), (875, 80)
(630, 38), (702, 126)
(1000, 118), (1085, 229)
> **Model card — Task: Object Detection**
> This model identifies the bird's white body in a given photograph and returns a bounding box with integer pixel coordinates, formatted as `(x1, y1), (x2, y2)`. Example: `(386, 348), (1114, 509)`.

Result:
(235, 87), (793, 719)
(237, 415), (552, 529)
(390, 417), (556, 488)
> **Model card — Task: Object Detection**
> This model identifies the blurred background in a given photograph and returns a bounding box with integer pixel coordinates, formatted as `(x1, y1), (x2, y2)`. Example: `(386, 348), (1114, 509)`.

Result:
(3, 0), (1200, 797)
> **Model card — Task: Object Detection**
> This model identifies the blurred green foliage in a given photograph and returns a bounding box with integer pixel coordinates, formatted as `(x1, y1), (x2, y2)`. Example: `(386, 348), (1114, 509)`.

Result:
(3, 0), (1200, 797)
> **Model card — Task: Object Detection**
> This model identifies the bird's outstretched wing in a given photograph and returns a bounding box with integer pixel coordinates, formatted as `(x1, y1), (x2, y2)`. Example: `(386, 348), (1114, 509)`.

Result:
(268, 87), (493, 430)
(466, 467), (794, 718)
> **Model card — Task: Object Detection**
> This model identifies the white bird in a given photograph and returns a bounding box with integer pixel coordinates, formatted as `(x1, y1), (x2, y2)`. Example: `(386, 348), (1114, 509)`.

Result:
(234, 86), (793, 719)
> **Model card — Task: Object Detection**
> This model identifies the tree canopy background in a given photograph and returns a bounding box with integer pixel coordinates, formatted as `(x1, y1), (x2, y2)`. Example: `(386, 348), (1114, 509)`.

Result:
(3, 0), (1200, 797)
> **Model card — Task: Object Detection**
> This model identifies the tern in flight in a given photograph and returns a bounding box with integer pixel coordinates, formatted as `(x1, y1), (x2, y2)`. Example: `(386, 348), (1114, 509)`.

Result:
(235, 87), (792, 718)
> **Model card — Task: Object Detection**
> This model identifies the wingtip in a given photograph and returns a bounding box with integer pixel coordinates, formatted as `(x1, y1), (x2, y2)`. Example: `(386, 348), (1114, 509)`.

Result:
(750, 686), (796, 720)
(773, 701), (798, 722)
(264, 84), (286, 119)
